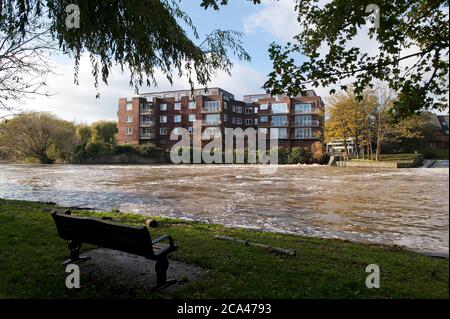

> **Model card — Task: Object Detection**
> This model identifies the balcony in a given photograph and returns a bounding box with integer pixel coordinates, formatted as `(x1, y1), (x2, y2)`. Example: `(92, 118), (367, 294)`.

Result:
(293, 108), (320, 114)
(291, 120), (320, 127)
(292, 134), (320, 140)
(140, 121), (155, 127)
(270, 121), (289, 127)
(201, 106), (222, 113)
(140, 133), (155, 139)
(202, 120), (222, 126)
(140, 108), (153, 115)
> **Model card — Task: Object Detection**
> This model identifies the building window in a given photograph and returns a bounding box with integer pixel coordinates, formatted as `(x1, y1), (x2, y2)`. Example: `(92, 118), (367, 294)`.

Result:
(144, 103), (152, 111)
(141, 115), (152, 124)
(271, 115), (288, 126)
(254, 119), (258, 125)
(294, 115), (312, 126)
(174, 102), (181, 110)
(174, 115), (181, 123)
(245, 107), (253, 114)
(160, 127), (167, 135)
(205, 114), (221, 125)
(141, 127), (153, 135)
(259, 116), (268, 122)
(294, 103), (312, 113)
(160, 103), (167, 111)
(232, 105), (235, 112)
(224, 101), (228, 109)
(232, 117), (235, 124)
(260, 104), (268, 110)
(126, 102), (133, 111)
(294, 128), (312, 139)
(188, 127), (193, 134)
(160, 115), (167, 123)
(173, 127), (182, 135)
(203, 100), (221, 112)
(188, 114), (196, 122)
(188, 101), (196, 109)
(271, 103), (288, 114)
(224, 114), (227, 122)
(245, 118), (253, 125)
(271, 128), (288, 139)
(236, 106), (242, 113)
(236, 117), (242, 124)
(125, 127), (132, 135)
(125, 115), (132, 123)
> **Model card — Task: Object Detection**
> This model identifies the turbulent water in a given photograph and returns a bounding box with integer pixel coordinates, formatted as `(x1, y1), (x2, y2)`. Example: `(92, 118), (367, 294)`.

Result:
(0, 164), (448, 254)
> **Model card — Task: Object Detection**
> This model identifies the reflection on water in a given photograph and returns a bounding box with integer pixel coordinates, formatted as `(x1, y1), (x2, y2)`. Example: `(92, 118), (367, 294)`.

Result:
(0, 164), (448, 254)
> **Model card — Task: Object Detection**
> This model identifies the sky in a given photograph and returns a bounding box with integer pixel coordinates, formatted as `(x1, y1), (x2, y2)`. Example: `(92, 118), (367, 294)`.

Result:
(2, 0), (446, 123)
(3, 0), (308, 123)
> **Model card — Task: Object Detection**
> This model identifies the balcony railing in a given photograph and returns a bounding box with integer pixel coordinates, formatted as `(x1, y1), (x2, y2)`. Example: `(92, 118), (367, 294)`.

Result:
(140, 108), (153, 114)
(202, 120), (222, 126)
(140, 121), (154, 127)
(292, 134), (320, 140)
(293, 108), (320, 114)
(201, 106), (222, 113)
(270, 121), (289, 127)
(291, 120), (320, 127)
(140, 133), (155, 139)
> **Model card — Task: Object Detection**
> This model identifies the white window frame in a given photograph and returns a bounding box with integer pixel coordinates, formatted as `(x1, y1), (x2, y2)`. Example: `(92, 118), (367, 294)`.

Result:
(160, 103), (167, 111)
(259, 104), (268, 110)
(125, 127), (132, 135)
(236, 106), (242, 113)
(174, 115), (182, 123)
(245, 118), (253, 125)
(160, 127), (167, 135)
(188, 101), (196, 109)
(259, 116), (268, 122)
(188, 114), (196, 122)
(126, 102), (133, 111)
(125, 115), (133, 123)
(174, 102), (182, 110)
(160, 115), (167, 123)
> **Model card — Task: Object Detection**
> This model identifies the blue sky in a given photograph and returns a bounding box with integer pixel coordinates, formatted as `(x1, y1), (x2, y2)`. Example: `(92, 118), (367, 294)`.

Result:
(1, 0), (302, 123)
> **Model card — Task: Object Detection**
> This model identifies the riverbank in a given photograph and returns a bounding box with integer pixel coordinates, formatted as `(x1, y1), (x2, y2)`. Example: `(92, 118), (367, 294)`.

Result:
(0, 198), (448, 298)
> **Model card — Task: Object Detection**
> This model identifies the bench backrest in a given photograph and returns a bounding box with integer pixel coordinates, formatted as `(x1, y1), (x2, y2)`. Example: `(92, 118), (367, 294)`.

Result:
(51, 212), (154, 258)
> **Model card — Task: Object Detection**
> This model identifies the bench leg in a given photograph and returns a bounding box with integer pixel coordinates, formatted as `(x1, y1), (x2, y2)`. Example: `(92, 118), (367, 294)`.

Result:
(152, 256), (176, 291)
(63, 240), (91, 265)
(155, 257), (169, 286)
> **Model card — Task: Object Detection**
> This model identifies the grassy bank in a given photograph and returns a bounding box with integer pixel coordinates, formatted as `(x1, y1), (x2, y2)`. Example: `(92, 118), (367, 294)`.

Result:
(0, 198), (448, 299)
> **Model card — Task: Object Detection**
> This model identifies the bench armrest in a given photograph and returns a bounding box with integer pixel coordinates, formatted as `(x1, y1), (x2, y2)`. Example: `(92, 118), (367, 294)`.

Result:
(152, 235), (175, 248)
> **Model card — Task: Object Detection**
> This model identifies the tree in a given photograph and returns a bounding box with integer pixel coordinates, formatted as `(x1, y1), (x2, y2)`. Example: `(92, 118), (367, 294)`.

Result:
(75, 124), (92, 145)
(0, 0), (250, 110)
(373, 84), (396, 161)
(90, 121), (118, 145)
(0, 13), (53, 111)
(0, 112), (77, 163)
(260, 0), (449, 117)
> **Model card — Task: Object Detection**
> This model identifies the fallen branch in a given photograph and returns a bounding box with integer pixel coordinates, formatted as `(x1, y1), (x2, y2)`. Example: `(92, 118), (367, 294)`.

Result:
(214, 235), (296, 257)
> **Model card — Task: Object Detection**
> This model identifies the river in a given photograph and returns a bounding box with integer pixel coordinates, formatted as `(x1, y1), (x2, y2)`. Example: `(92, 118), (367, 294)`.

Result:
(0, 164), (448, 255)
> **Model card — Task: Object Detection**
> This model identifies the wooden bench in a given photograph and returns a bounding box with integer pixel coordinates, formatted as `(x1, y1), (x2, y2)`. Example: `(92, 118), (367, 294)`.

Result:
(51, 211), (177, 289)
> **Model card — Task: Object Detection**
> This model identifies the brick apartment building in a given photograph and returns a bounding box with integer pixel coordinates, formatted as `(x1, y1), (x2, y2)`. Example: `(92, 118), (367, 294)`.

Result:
(117, 87), (324, 149)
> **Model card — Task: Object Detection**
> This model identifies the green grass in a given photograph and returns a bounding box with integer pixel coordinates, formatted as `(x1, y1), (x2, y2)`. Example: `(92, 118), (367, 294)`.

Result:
(425, 148), (449, 160)
(0, 198), (448, 299)
(351, 153), (422, 163)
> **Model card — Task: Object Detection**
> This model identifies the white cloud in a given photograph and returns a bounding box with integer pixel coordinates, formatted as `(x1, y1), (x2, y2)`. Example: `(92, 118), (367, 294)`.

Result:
(1, 54), (265, 123)
(243, 0), (299, 43)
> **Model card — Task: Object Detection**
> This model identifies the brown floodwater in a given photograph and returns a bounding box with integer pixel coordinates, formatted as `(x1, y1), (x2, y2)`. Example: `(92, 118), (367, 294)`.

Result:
(0, 164), (448, 254)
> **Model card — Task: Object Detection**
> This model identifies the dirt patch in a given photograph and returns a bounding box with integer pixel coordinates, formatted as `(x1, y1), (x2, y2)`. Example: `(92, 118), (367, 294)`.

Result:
(78, 248), (206, 294)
